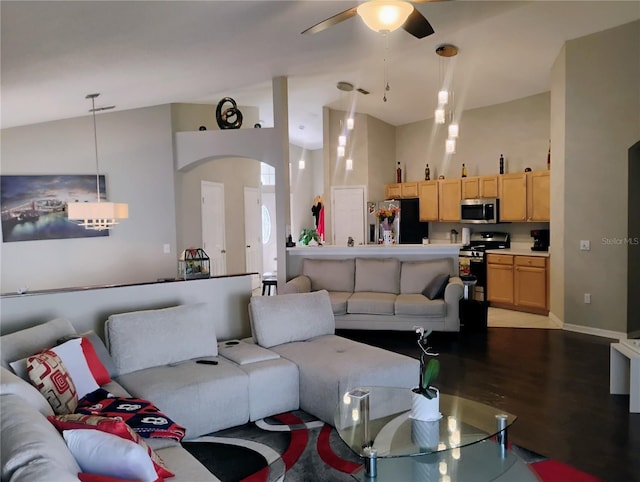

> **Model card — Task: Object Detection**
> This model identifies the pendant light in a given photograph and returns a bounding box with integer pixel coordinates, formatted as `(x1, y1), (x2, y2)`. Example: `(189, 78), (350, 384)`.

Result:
(435, 44), (460, 154)
(67, 93), (128, 230)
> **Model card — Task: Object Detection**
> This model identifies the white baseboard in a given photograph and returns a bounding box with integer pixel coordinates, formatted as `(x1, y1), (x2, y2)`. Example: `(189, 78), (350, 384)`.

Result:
(562, 322), (625, 340)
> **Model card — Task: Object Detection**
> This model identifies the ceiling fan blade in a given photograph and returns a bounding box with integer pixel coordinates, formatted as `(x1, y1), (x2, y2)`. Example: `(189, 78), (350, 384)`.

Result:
(403, 8), (435, 39)
(301, 7), (358, 35)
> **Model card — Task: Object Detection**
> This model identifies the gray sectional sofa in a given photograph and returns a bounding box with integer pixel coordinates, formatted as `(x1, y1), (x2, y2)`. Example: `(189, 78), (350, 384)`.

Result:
(1, 290), (418, 481)
(283, 257), (464, 332)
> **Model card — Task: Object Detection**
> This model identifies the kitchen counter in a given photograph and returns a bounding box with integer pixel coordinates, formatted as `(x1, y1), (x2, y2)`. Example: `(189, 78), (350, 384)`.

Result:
(485, 248), (550, 257)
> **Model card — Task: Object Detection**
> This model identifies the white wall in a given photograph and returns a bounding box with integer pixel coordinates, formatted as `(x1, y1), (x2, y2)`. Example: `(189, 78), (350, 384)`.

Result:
(562, 20), (639, 333)
(0, 105), (178, 293)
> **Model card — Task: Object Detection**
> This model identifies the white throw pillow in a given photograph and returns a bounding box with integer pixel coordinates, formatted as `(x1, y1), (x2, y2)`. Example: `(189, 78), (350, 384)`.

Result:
(49, 338), (100, 399)
(63, 429), (159, 482)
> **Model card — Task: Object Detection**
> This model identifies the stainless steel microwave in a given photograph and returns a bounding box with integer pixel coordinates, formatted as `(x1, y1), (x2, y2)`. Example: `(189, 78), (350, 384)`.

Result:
(460, 198), (499, 224)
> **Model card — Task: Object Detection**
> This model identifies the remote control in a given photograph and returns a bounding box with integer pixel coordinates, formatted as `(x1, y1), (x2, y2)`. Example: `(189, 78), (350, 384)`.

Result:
(196, 360), (218, 365)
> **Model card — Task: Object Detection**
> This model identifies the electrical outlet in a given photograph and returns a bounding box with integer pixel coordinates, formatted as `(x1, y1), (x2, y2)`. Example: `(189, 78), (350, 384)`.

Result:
(580, 240), (590, 251)
(584, 293), (591, 304)
(163, 243), (171, 254)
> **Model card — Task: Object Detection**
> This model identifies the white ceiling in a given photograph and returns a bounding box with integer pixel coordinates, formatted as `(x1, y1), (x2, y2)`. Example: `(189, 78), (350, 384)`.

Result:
(1, 1), (638, 149)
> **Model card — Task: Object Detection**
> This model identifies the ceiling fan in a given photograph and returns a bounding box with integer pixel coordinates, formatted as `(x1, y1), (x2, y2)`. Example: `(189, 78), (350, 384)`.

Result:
(301, 0), (441, 39)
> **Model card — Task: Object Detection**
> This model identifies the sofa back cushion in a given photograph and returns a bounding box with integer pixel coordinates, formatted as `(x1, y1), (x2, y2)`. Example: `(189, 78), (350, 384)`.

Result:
(0, 318), (77, 371)
(106, 303), (217, 375)
(354, 258), (400, 294)
(249, 290), (335, 348)
(400, 258), (454, 294)
(302, 258), (355, 293)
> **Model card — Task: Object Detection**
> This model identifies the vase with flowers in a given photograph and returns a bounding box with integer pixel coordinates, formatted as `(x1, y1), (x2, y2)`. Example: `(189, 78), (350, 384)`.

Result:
(411, 327), (441, 421)
(374, 206), (400, 244)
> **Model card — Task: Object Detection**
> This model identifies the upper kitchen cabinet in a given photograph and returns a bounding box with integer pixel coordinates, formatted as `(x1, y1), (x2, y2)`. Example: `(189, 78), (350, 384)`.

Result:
(401, 182), (419, 198)
(499, 171), (550, 222)
(499, 173), (528, 221)
(527, 171), (550, 221)
(479, 175), (499, 198)
(462, 175), (499, 199)
(385, 183), (402, 199)
(418, 181), (438, 221)
(438, 179), (461, 222)
(385, 182), (419, 199)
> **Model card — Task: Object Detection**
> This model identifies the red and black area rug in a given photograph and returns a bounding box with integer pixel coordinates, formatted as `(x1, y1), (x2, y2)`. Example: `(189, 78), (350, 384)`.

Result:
(182, 411), (601, 482)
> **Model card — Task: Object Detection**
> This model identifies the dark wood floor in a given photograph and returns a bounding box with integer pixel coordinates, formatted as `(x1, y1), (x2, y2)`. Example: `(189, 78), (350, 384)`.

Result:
(337, 327), (640, 482)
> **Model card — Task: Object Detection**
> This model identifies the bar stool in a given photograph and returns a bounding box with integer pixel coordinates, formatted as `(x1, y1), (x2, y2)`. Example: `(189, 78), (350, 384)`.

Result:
(261, 273), (277, 296)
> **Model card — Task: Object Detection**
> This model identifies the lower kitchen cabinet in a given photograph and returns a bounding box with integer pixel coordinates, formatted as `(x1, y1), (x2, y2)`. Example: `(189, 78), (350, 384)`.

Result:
(514, 256), (547, 310)
(487, 253), (549, 314)
(486, 255), (514, 304)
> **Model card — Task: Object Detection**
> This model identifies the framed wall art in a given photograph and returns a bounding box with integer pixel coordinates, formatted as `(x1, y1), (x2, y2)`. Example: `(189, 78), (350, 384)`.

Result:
(1, 175), (109, 242)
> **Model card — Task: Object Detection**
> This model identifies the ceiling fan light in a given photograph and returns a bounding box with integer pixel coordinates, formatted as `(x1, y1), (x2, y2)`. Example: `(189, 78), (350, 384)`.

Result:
(357, 0), (414, 33)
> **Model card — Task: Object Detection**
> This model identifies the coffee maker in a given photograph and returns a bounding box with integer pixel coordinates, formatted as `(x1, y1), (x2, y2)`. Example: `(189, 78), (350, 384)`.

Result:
(531, 229), (550, 251)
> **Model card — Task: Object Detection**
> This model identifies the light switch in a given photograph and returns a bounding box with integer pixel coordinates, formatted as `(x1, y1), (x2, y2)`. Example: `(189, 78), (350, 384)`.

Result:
(580, 240), (590, 251)
(163, 243), (171, 254)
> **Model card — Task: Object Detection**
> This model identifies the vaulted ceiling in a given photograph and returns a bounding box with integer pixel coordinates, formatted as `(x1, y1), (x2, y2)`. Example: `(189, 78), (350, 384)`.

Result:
(2, 1), (638, 149)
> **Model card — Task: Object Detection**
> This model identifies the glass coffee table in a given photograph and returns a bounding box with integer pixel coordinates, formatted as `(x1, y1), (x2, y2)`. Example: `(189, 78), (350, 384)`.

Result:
(334, 386), (538, 481)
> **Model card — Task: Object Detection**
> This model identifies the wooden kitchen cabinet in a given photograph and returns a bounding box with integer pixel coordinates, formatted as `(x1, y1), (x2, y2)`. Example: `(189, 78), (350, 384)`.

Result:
(486, 254), (514, 304)
(438, 179), (461, 222)
(514, 256), (547, 310)
(461, 177), (480, 199)
(479, 175), (499, 198)
(499, 173), (527, 221)
(527, 170), (550, 221)
(401, 182), (419, 198)
(418, 181), (438, 221)
(461, 175), (498, 199)
(385, 183), (402, 199)
(488, 253), (549, 314)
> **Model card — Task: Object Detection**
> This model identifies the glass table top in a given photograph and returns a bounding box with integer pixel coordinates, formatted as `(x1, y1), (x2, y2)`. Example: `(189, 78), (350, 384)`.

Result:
(334, 386), (516, 459)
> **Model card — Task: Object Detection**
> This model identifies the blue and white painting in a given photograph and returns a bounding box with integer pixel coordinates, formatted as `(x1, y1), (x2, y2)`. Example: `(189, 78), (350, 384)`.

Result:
(1, 175), (109, 242)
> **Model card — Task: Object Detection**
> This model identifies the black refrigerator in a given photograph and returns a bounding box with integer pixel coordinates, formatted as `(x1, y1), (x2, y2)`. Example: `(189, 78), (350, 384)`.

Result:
(399, 198), (429, 244)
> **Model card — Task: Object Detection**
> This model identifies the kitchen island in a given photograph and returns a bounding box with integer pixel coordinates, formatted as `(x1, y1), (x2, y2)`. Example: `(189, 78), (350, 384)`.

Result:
(286, 243), (461, 279)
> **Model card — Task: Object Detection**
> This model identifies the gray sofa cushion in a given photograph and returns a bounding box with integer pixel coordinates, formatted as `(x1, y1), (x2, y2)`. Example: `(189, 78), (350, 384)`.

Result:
(106, 303), (218, 376)
(303, 258), (355, 292)
(328, 291), (352, 315)
(270, 334), (419, 424)
(347, 292), (396, 315)
(400, 259), (453, 294)
(0, 394), (81, 481)
(354, 258), (400, 294)
(395, 294), (446, 316)
(0, 318), (76, 370)
(116, 359), (249, 439)
(249, 290), (335, 348)
(423, 273), (450, 300)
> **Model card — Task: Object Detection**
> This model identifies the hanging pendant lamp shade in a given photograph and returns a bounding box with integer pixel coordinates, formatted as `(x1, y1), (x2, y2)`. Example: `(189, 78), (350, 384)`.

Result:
(67, 93), (128, 231)
(357, 0), (414, 33)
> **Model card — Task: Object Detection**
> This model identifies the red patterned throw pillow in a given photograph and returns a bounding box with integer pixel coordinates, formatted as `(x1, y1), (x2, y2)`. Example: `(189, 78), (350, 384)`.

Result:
(27, 350), (78, 415)
(49, 413), (174, 479)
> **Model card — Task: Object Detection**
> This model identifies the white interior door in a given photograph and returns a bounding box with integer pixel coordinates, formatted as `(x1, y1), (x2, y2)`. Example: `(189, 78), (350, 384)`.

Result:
(332, 186), (366, 246)
(201, 181), (227, 276)
(244, 187), (262, 290)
